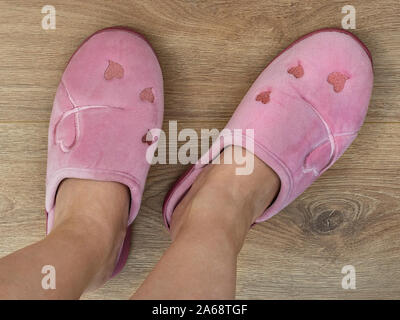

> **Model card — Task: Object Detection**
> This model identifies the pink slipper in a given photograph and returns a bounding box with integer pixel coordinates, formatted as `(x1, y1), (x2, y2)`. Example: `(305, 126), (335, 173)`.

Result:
(45, 27), (163, 276)
(163, 28), (373, 228)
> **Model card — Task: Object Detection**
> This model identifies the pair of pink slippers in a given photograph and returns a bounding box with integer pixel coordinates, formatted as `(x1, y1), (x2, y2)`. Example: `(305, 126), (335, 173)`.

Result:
(45, 27), (373, 276)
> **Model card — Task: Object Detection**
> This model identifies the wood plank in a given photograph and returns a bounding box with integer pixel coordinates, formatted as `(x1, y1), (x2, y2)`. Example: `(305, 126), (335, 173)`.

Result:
(0, 0), (398, 122)
(0, 121), (399, 299)
(0, 0), (399, 300)
(0, 121), (398, 169)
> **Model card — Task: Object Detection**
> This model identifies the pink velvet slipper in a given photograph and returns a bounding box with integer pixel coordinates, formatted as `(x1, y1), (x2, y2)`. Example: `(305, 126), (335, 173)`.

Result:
(45, 27), (163, 276)
(163, 28), (373, 228)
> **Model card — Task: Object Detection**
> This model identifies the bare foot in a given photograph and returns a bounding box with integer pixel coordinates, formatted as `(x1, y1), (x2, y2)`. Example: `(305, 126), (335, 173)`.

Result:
(131, 146), (280, 299)
(53, 178), (130, 289)
(170, 146), (280, 250)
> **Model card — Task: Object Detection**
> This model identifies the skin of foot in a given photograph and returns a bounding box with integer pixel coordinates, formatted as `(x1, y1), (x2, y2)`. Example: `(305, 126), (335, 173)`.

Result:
(132, 146), (280, 299)
(52, 179), (130, 290)
(0, 178), (129, 299)
(170, 146), (281, 247)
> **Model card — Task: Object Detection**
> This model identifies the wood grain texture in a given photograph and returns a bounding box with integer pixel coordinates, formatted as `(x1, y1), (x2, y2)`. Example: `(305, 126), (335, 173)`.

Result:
(0, 0), (399, 299)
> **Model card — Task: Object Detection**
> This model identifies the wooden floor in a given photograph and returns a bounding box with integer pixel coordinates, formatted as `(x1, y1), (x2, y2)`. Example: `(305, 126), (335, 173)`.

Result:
(0, 0), (399, 299)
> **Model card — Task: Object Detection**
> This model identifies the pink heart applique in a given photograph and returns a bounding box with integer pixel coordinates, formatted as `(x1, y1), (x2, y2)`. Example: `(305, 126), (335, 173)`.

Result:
(256, 91), (271, 104)
(104, 60), (124, 80)
(142, 130), (158, 145)
(140, 87), (155, 103)
(288, 64), (304, 78)
(327, 72), (349, 93)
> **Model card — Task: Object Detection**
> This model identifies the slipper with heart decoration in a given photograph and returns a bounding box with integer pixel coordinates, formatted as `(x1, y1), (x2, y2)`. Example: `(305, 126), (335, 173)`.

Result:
(46, 27), (164, 276)
(163, 28), (373, 228)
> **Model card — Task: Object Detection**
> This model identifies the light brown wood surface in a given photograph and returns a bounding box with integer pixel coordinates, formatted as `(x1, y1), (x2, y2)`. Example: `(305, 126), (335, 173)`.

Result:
(0, 0), (399, 299)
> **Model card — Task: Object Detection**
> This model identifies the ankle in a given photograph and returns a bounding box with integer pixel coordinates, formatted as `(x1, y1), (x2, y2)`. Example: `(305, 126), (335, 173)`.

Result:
(48, 216), (126, 289)
(52, 179), (130, 285)
(54, 178), (129, 233)
(171, 202), (252, 255)
(170, 147), (280, 251)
